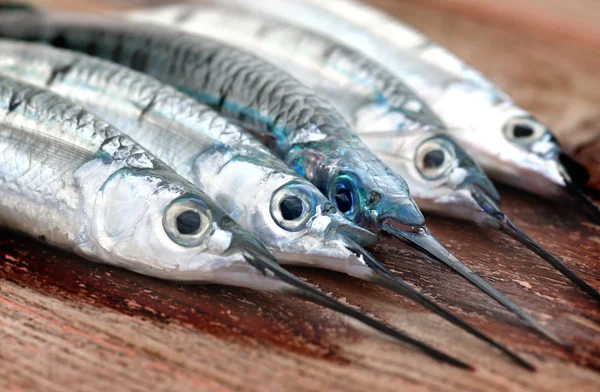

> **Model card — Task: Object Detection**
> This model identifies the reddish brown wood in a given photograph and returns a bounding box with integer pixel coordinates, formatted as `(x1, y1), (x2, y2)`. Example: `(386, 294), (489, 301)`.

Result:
(1, 1), (600, 391)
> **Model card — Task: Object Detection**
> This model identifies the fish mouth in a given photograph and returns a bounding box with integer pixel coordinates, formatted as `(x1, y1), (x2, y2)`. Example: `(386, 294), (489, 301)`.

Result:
(381, 218), (569, 347)
(557, 152), (600, 224)
(469, 183), (600, 305)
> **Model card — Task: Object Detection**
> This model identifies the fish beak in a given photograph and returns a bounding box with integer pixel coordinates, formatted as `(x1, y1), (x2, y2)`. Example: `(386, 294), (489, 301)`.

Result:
(381, 219), (570, 348)
(343, 238), (534, 370)
(557, 152), (600, 224)
(468, 184), (600, 305)
(241, 247), (472, 370)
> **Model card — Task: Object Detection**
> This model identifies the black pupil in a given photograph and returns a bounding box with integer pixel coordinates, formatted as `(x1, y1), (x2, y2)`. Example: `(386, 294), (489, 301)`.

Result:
(513, 124), (534, 138)
(423, 149), (445, 169)
(176, 210), (202, 235)
(335, 187), (354, 213)
(280, 196), (304, 220)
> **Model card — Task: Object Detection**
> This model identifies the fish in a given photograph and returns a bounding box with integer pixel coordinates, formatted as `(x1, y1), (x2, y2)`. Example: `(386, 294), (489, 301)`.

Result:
(0, 40), (534, 370)
(177, 0), (600, 224)
(0, 7), (565, 347)
(123, 5), (576, 344)
(126, 5), (600, 308)
(0, 73), (473, 369)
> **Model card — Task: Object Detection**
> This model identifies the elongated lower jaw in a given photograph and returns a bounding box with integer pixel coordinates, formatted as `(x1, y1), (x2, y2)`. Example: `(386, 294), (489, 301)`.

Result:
(381, 219), (570, 348)
(342, 239), (535, 371)
(242, 249), (473, 370)
(469, 185), (600, 305)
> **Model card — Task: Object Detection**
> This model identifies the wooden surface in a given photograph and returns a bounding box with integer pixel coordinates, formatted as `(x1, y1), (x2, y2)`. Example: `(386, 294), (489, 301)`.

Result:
(1, 1), (600, 391)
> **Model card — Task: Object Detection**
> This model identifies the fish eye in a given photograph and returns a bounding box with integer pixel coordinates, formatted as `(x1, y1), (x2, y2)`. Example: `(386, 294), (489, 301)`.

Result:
(423, 149), (445, 169)
(176, 210), (202, 234)
(415, 137), (456, 180)
(335, 186), (354, 213)
(280, 196), (305, 220)
(331, 177), (359, 216)
(504, 117), (546, 145)
(163, 197), (213, 247)
(270, 183), (314, 231)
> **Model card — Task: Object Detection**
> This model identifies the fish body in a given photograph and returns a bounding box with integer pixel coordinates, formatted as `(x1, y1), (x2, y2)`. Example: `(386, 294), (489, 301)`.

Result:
(0, 73), (289, 291)
(157, 0), (596, 217)
(125, 4), (599, 328)
(127, 5), (501, 228)
(0, 9), (568, 346)
(0, 72), (475, 366)
(0, 39), (378, 278)
(0, 41), (541, 369)
(0, 10), (427, 232)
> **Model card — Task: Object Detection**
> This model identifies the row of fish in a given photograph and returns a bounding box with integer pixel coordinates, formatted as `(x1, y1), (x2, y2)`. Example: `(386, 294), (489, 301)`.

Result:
(0, 0), (597, 371)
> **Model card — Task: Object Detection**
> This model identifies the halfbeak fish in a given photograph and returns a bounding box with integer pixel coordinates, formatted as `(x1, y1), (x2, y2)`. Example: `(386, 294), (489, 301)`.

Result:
(172, 0), (600, 225)
(0, 73), (471, 369)
(0, 39), (531, 369)
(121, 5), (572, 345)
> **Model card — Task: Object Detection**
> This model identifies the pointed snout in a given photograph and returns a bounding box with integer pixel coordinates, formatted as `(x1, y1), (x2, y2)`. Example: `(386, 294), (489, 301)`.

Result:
(378, 200), (426, 229)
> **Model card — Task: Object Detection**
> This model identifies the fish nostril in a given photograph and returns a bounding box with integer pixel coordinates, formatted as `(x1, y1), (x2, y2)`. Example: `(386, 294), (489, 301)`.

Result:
(367, 191), (381, 206)
(280, 196), (304, 220)
(176, 210), (202, 235)
(513, 124), (534, 138)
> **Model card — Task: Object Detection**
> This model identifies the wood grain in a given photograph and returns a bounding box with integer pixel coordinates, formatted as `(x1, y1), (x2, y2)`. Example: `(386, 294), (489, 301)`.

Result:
(1, 1), (600, 391)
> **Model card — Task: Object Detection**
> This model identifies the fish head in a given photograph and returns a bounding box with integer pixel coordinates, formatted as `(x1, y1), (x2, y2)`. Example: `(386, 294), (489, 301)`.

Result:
(500, 114), (591, 194)
(492, 113), (598, 220)
(202, 151), (377, 273)
(321, 147), (426, 231)
(449, 100), (585, 200)
(494, 113), (568, 197)
(379, 132), (501, 225)
(269, 178), (380, 273)
(90, 167), (275, 283)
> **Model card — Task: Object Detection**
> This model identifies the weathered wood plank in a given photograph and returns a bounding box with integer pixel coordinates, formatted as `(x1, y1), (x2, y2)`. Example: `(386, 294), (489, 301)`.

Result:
(1, 1), (600, 391)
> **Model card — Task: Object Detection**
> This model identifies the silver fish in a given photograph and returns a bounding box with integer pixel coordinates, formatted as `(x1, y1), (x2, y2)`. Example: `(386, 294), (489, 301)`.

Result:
(125, 4), (576, 344)
(0, 7), (566, 347)
(130, 4), (600, 315)
(183, 0), (600, 224)
(0, 73), (473, 368)
(0, 40), (534, 369)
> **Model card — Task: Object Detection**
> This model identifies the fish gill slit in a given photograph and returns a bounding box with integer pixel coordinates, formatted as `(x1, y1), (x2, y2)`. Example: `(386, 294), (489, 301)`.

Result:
(217, 94), (227, 113)
(7, 92), (24, 113)
(46, 59), (79, 87)
(138, 92), (159, 121)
